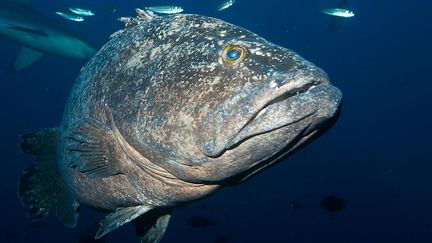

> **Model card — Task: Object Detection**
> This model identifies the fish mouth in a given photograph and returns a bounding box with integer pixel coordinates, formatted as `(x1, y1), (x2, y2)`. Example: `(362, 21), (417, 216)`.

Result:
(225, 80), (322, 150)
(197, 68), (341, 158)
(217, 80), (342, 183)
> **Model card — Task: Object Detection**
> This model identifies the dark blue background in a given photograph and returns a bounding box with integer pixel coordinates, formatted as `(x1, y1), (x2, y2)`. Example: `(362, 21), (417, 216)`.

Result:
(1, 0), (431, 242)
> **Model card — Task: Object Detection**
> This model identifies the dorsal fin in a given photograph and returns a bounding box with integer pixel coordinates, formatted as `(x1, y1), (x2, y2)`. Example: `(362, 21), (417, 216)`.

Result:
(135, 8), (157, 21)
(118, 8), (157, 28)
(118, 17), (141, 28)
(110, 9), (158, 39)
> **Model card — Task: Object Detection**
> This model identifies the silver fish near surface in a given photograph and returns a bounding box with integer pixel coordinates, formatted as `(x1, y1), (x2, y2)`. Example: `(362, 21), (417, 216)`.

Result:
(18, 9), (342, 243)
(55, 11), (84, 22)
(145, 6), (183, 14)
(321, 8), (355, 18)
(217, 0), (235, 11)
(69, 7), (95, 17)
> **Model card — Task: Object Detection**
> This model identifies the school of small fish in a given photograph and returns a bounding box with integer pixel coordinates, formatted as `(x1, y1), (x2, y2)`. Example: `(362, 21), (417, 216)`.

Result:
(55, 1), (355, 23)
(56, 7), (95, 22)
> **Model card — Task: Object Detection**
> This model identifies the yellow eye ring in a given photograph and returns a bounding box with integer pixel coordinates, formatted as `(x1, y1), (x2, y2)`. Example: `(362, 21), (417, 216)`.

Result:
(222, 45), (247, 64)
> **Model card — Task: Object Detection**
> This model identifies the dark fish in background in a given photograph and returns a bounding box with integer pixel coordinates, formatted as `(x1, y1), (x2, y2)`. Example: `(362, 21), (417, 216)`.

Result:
(328, 0), (351, 31)
(5, 231), (20, 240)
(321, 195), (348, 212)
(187, 216), (218, 228)
(213, 234), (231, 243)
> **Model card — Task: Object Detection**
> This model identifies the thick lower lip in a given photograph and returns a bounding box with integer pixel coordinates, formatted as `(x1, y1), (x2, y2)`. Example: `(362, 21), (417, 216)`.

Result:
(225, 81), (322, 150)
(197, 68), (336, 158)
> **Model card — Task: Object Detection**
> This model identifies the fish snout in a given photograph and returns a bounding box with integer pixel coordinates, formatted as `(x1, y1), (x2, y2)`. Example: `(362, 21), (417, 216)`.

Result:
(300, 83), (342, 137)
(196, 67), (341, 158)
(223, 69), (339, 150)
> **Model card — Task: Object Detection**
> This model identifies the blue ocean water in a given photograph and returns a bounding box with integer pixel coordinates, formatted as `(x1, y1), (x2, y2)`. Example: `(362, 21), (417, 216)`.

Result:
(1, 0), (431, 242)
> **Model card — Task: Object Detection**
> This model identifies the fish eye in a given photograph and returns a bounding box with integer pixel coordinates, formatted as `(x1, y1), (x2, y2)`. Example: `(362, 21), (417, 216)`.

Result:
(222, 45), (246, 64)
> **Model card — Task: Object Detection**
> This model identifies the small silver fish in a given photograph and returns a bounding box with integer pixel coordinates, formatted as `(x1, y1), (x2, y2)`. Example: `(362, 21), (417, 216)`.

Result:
(217, 0), (235, 11)
(69, 8), (95, 17)
(321, 8), (355, 18)
(55, 12), (84, 22)
(145, 6), (183, 14)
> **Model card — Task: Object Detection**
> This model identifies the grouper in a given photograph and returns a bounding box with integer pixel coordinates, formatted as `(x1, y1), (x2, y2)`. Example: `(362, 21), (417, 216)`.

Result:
(18, 9), (342, 242)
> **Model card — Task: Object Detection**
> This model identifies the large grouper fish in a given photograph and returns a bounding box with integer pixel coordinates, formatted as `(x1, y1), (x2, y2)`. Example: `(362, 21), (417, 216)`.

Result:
(18, 9), (342, 242)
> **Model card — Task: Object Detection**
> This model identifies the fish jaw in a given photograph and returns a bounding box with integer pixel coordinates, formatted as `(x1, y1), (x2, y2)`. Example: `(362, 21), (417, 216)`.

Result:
(196, 67), (334, 157)
(191, 68), (342, 182)
(226, 81), (341, 150)
(221, 83), (342, 183)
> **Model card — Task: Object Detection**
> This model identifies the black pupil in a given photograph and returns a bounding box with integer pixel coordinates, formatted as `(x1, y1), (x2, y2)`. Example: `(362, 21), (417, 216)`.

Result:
(226, 49), (241, 60)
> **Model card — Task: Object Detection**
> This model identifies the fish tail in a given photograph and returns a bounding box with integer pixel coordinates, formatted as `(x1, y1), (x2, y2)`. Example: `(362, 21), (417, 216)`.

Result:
(18, 128), (79, 227)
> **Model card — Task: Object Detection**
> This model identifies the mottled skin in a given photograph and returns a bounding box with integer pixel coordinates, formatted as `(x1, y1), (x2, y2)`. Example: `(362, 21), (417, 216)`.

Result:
(58, 11), (341, 237)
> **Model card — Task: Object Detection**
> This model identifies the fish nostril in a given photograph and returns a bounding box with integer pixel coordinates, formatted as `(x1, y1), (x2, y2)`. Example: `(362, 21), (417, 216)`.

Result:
(307, 80), (322, 91)
(312, 80), (321, 86)
(310, 75), (329, 86)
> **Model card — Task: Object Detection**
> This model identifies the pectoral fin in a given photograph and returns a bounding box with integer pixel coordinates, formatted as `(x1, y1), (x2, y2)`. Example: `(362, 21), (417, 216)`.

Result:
(10, 47), (43, 71)
(134, 208), (172, 243)
(66, 117), (126, 178)
(140, 214), (170, 243)
(96, 205), (153, 239)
